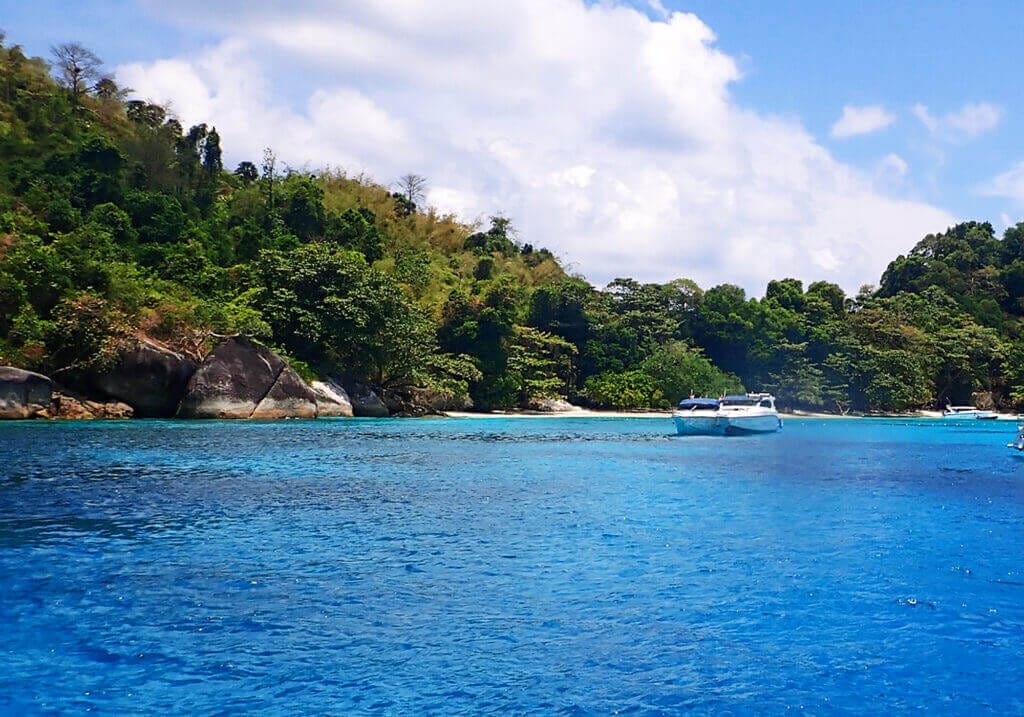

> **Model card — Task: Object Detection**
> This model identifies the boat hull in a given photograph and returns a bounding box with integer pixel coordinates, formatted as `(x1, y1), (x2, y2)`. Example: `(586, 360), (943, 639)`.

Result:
(673, 414), (726, 436)
(722, 414), (783, 434)
(672, 413), (782, 436)
(943, 407), (997, 419)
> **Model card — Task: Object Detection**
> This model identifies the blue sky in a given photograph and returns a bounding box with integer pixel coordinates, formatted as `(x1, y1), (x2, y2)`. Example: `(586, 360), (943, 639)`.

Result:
(3, 0), (1022, 294)
(665, 0), (1023, 222)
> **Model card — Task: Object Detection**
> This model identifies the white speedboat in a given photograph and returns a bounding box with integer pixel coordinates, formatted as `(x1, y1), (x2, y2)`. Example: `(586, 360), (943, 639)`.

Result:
(943, 404), (997, 420)
(1008, 425), (1024, 452)
(672, 397), (722, 435)
(673, 393), (782, 436)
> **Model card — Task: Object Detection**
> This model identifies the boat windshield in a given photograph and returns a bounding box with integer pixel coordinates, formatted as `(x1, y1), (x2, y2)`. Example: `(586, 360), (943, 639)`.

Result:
(677, 398), (719, 411)
(721, 396), (758, 406)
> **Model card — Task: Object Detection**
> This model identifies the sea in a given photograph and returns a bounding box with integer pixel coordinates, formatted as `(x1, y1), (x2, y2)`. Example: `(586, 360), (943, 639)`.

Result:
(1, 416), (1023, 714)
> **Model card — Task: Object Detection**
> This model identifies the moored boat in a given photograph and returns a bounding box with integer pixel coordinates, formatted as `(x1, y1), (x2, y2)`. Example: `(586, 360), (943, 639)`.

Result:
(672, 397), (721, 435)
(673, 393), (782, 436)
(1008, 424), (1024, 452)
(942, 404), (997, 420)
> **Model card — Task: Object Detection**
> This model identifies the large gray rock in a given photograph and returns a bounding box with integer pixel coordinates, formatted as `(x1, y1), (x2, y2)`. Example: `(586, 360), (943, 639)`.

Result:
(381, 387), (459, 416)
(311, 379), (354, 417)
(88, 339), (197, 417)
(972, 391), (996, 411)
(343, 379), (389, 417)
(177, 337), (317, 419)
(48, 393), (134, 420)
(0, 367), (53, 419)
(252, 366), (317, 419)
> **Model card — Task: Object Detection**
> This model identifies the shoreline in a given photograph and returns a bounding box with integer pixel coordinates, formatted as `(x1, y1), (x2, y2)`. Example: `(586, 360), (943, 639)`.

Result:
(445, 409), (671, 419)
(444, 408), (1022, 420)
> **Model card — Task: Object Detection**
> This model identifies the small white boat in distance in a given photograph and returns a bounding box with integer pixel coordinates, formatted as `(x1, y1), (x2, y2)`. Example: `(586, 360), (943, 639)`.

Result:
(943, 404), (997, 420)
(673, 393), (782, 436)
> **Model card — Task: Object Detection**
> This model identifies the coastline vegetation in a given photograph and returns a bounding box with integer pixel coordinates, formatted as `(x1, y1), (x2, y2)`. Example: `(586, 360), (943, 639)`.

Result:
(0, 36), (1021, 414)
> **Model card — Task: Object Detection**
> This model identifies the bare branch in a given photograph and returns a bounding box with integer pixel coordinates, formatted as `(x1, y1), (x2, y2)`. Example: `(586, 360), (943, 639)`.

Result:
(50, 42), (103, 101)
(396, 173), (428, 205)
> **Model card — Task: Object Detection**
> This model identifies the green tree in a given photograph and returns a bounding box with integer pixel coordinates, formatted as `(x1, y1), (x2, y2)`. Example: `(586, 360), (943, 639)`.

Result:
(438, 279), (521, 409)
(234, 161), (258, 183)
(324, 207), (383, 262)
(464, 215), (518, 255)
(202, 127), (222, 175)
(46, 292), (132, 372)
(583, 370), (662, 409)
(507, 326), (577, 403)
(640, 342), (742, 406)
(392, 245), (432, 295)
(255, 243), (429, 385)
(280, 175), (325, 240)
(694, 283), (754, 379)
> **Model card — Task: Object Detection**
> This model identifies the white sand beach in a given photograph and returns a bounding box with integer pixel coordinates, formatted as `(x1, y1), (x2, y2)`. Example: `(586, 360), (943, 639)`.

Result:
(444, 408), (1021, 420)
(444, 409), (671, 419)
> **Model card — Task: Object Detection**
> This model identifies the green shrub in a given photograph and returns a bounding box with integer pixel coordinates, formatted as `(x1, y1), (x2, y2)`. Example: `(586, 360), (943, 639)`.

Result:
(583, 370), (663, 409)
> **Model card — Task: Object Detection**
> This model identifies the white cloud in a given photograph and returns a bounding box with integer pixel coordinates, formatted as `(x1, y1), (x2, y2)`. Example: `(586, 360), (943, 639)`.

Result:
(830, 104), (894, 138)
(871, 153), (909, 194)
(978, 161), (1024, 202)
(912, 104), (937, 134)
(878, 153), (909, 179)
(647, 0), (670, 20)
(913, 101), (1002, 141)
(119, 0), (955, 295)
(947, 103), (1003, 136)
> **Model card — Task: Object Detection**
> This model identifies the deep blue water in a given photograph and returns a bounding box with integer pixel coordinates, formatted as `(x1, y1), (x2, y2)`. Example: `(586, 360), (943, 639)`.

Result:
(1, 416), (1024, 714)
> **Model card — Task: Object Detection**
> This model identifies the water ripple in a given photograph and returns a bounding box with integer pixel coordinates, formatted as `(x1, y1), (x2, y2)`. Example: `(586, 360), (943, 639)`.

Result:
(1, 417), (1024, 713)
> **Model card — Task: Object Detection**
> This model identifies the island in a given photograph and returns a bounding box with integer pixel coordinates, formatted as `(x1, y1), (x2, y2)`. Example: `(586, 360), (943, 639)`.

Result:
(0, 37), (1019, 420)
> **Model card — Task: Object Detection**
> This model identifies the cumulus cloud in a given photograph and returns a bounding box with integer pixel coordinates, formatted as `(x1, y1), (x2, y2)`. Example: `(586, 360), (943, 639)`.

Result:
(830, 104), (894, 138)
(120, 0), (954, 295)
(913, 102), (1002, 141)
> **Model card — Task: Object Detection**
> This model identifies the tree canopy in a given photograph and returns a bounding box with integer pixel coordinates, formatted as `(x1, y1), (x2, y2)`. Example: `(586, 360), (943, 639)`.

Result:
(0, 35), (1022, 414)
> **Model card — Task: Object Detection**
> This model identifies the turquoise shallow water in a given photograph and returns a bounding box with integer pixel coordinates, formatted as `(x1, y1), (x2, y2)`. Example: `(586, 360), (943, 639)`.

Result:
(1, 416), (1023, 714)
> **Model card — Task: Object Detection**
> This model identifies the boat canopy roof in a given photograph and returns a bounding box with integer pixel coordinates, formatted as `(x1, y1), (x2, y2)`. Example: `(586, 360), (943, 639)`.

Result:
(721, 393), (774, 406)
(677, 397), (720, 409)
(722, 396), (757, 406)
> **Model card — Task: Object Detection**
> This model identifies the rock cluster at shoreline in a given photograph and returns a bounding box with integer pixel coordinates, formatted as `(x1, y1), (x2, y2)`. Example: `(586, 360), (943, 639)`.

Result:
(79, 339), (197, 417)
(0, 337), (390, 421)
(2, 336), (605, 421)
(0, 367), (54, 419)
(177, 337), (318, 419)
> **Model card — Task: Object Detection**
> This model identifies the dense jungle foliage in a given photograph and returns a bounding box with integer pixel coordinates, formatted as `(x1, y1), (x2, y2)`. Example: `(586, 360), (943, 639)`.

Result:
(1, 36), (1023, 413)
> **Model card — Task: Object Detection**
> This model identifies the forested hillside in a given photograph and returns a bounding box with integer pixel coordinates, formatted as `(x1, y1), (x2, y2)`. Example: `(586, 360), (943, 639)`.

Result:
(1, 36), (1023, 413)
